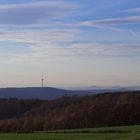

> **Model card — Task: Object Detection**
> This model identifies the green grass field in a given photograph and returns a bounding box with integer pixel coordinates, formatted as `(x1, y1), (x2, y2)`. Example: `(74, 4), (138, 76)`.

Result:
(0, 125), (140, 140)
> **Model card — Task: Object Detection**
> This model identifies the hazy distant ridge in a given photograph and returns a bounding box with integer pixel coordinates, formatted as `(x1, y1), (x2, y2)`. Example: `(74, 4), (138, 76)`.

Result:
(0, 86), (138, 100)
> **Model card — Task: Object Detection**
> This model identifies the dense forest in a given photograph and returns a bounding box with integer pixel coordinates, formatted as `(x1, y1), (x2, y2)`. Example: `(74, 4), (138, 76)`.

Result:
(0, 91), (139, 132)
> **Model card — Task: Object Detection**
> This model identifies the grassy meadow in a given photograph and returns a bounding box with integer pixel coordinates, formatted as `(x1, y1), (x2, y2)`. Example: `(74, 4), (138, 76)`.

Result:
(0, 125), (139, 140)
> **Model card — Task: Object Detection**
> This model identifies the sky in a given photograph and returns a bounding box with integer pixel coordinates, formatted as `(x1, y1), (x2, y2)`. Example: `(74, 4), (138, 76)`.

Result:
(0, 0), (140, 88)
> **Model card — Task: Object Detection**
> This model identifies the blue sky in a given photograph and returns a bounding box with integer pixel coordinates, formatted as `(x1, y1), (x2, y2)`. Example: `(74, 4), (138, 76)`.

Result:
(0, 0), (140, 87)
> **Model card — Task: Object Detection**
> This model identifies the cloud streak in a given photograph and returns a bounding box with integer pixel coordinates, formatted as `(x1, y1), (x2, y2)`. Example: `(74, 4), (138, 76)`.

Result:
(0, 28), (81, 62)
(0, 29), (139, 63)
(0, 1), (79, 25)
(55, 43), (140, 58)
(80, 16), (140, 26)
(122, 7), (140, 13)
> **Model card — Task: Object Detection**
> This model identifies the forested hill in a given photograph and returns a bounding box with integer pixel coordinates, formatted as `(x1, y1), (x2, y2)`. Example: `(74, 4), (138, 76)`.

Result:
(0, 87), (99, 100)
(0, 91), (139, 132)
(0, 87), (125, 100)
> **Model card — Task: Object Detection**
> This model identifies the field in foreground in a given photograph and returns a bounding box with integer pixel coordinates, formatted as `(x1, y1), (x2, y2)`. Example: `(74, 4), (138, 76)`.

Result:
(0, 125), (140, 140)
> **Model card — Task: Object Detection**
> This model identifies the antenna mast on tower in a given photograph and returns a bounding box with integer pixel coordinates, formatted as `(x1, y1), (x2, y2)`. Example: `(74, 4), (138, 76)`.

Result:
(41, 76), (44, 88)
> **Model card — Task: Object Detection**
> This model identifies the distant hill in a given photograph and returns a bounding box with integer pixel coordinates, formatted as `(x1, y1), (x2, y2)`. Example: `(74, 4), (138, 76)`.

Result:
(0, 87), (129, 100)
(65, 86), (140, 91)
(0, 87), (98, 100)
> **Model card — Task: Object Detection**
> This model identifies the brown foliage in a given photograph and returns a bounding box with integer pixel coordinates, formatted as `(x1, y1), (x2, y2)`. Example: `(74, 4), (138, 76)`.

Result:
(0, 91), (139, 132)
